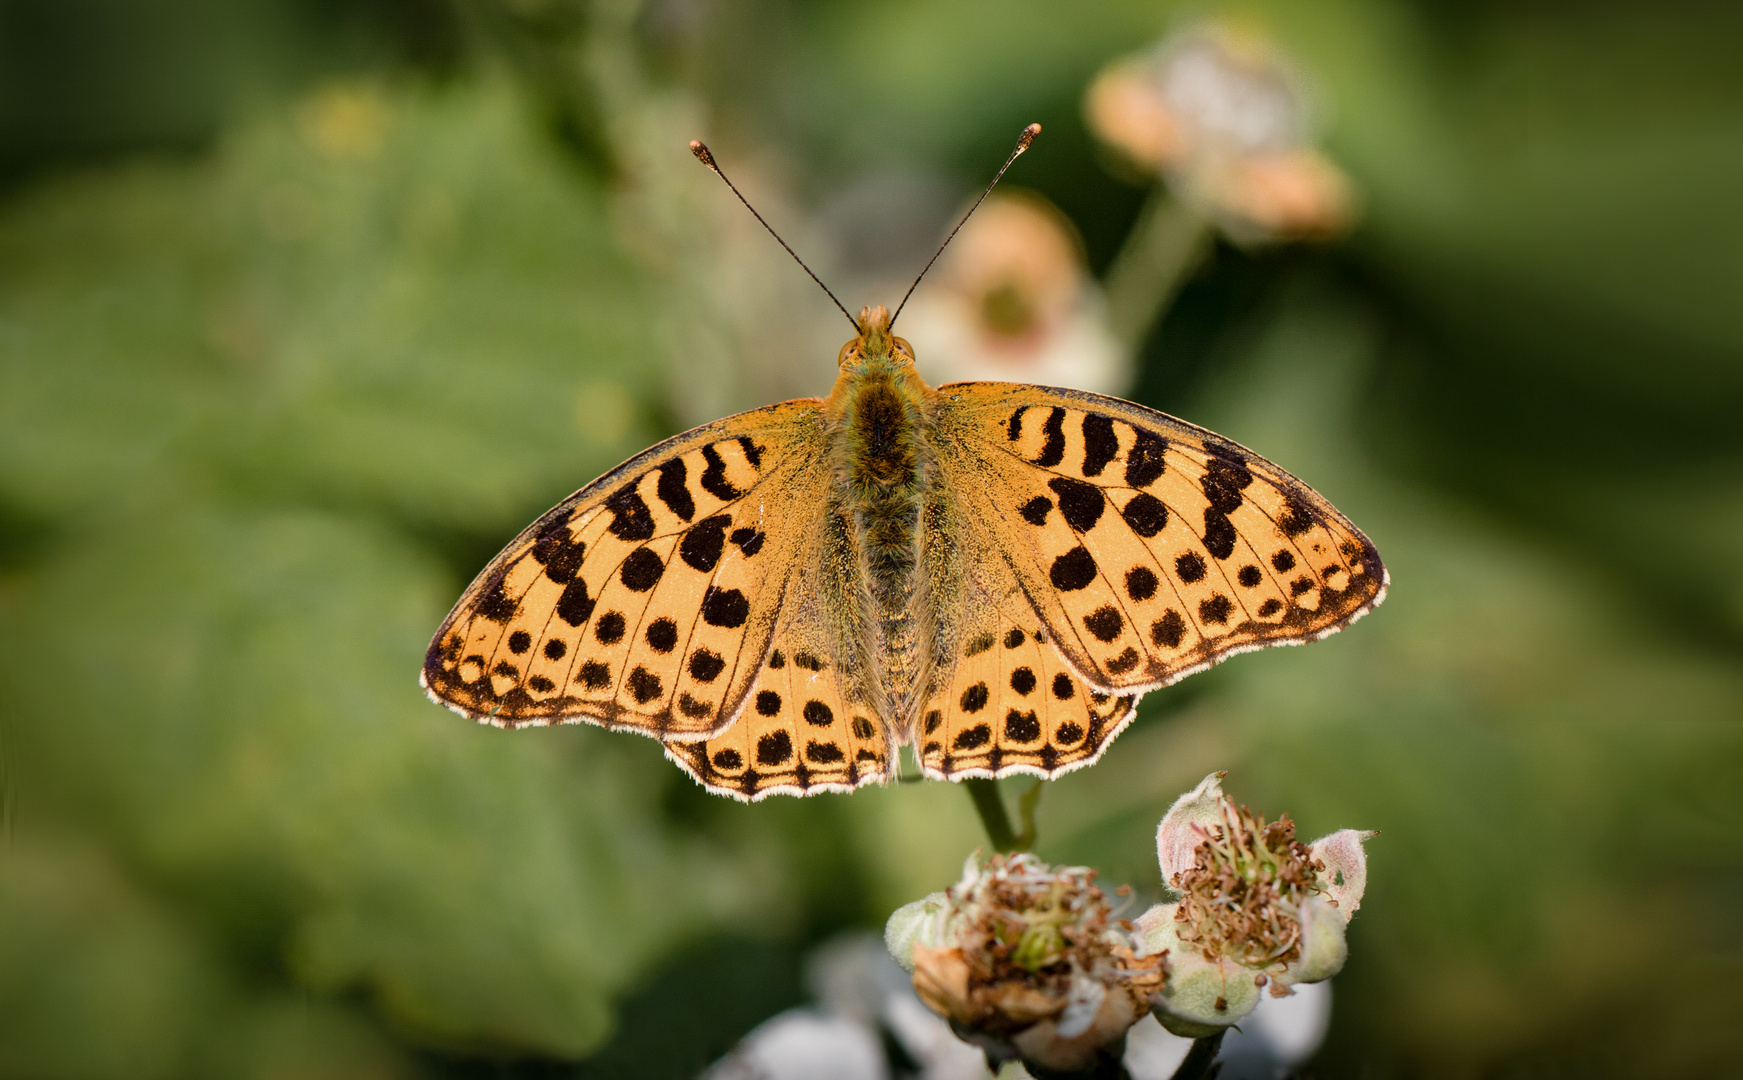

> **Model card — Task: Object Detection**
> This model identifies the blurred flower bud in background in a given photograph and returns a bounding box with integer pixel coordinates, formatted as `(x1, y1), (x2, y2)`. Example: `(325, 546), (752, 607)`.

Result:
(1133, 773), (1373, 1038)
(886, 853), (1163, 1075)
(1086, 20), (1355, 245)
(895, 193), (1130, 395)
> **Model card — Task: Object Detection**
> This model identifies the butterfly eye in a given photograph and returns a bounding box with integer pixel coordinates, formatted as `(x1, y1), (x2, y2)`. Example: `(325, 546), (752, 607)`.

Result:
(836, 340), (858, 368)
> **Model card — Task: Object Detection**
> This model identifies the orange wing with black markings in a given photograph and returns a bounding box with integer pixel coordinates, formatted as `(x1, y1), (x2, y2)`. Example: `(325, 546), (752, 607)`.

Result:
(422, 400), (831, 739)
(932, 382), (1386, 697)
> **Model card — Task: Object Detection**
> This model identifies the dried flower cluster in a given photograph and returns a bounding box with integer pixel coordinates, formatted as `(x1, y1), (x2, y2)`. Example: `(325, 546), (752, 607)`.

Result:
(1134, 773), (1373, 1037)
(1172, 803), (1323, 976)
(887, 853), (1163, 1072)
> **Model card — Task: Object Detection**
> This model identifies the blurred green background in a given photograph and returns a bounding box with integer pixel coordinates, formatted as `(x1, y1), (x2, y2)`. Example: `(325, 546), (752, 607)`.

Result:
(2, 1), (1739, 1076)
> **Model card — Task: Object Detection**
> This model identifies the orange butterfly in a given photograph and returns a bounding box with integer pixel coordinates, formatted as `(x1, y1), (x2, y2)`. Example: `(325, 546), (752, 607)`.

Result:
(423, 126), (1385, 800)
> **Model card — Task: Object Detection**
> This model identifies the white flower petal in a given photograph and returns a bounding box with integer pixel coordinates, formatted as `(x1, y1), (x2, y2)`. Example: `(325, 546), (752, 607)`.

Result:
(884, 892), (950, 973)
(1283, 895), (1348, 985)
(1130, 901), (1182, 958)
(1155, 772), (1228, 883)
(1308, 829), (1375, 922)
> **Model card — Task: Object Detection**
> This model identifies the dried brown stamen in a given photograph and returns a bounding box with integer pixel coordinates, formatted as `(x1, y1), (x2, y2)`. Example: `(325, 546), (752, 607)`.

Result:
(1172, 802), (1325, 973)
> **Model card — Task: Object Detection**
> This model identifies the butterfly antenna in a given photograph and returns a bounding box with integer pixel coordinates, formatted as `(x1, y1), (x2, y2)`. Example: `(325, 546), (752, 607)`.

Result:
(890, 122), (1041, 329)
(690, 140), (858, 331)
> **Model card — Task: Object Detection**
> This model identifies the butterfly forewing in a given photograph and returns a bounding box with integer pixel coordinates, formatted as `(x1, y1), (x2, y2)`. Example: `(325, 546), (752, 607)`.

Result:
(933, 382), (1386, 694)
(423, 401), (830, 737)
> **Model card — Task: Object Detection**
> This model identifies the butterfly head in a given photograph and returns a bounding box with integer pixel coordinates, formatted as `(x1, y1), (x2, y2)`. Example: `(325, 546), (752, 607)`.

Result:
(838, 304), (916, 372)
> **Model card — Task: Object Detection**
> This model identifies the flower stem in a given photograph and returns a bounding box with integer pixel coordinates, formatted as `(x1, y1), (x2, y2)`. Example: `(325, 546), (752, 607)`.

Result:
(1165, 1031), (1225, 1080)
(965, 778), (1019, 852)
(1102, 185), (1212, 354)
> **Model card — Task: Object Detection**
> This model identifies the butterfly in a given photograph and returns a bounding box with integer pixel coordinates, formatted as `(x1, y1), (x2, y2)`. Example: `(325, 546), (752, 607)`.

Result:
(422, 125), (1386, 801)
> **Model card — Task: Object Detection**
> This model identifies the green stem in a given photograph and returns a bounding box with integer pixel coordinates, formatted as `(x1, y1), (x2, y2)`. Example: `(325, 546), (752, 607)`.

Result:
(965, 778), (1019, 852)
(1102, 185), (1213, 354)
(1165, 1031), (1225, 1080)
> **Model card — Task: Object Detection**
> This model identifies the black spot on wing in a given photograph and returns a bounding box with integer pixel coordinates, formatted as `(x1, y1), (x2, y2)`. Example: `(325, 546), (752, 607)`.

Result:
(1083, 606), (1124, 642)
(577, 661), (611, 689)
(645, 617), (678, 653)
(1004, 628), (1025, 649)
(960, 683), (989, 713)
(699, 444), (742, 501)
(1279, 495), (1315, 537)
(680, 515), (730, 572)
(730, 527), (765, 556)
(475, 574), (518, 623)
(1125, 429), (1167, 488)
(656, 458), (695, 522)
(1201, 456), (1252, 515)
(1051, 547), (1098, 591)
(954, 725), (991, 751)
(794, 652), (826, 671)
(544, 638), (567, 660)
(1006, 406), (1028, 441)
(964, 633), (996, 658)
(1272, 550), (1296, 572)
(1152, 610), (1186, 648)
(1051, 672), (1074, 700)
(628, 666), (662, 704)
(756, 730), (792, 765)
(1199, 595), (1233, 625)
(1004, 709), (1040, 742)
(620, 548), (665, 591)
(689, 648), (724, 682)
(806, 740), (844, 764)
(756, 690), (781, 716)
(1203, 510), (1237, 560)
(803, 701), (834, 727)
(1237, 565), (1263, 588)
(1081, 414), (1118, 477)
(556, 578), (594, 627)
(507, 630), (531, 654)
(1126, 566), (1158, 601)
(1020, 496), (1052, 526)
(594, 611), (626, 644)
(1121, 492), (1167, 537)
(737, 435), (764, 469)
(606, 483), (655, 541)
(1048, 477), (1105, 532)
(1034, 408), (1066, 467)
(532, 526), (585, 584)
(1175, 552), (1206, 583)
(1010, 667), (1036, 695)
(712, 748), (742, 769)
(701, 587), (749, 628)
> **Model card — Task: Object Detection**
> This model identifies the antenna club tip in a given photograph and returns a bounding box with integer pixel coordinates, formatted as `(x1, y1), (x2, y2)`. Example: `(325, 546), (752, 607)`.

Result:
(1017, 122), (1041, 150)
(689, 140), (717, 169)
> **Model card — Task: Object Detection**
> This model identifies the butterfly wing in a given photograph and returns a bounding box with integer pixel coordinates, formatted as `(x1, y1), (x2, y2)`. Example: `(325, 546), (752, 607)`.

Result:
(423, 400), (832, 738)
(931, 382), (1386, 697)
(916, 570), (1139, 782)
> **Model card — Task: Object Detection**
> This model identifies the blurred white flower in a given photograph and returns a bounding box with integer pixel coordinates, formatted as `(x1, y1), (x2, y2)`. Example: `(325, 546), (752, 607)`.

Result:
(700, 1008), (887, 1080)
(895, 193), (1130, 395)
(1132, 773), (1374, 1038)
(1087, 21), (1356, 244)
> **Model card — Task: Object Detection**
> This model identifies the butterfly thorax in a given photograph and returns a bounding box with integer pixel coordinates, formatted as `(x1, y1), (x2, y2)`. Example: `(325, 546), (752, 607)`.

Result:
(825, 305), (942, 729)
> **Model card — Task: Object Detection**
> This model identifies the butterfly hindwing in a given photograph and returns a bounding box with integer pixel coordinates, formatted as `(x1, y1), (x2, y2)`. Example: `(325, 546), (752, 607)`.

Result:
(919, 602), (1138, 782)
(933, 382), (1386, 694)
(422, 400), (830, 737)
(662, 619), (890, 801)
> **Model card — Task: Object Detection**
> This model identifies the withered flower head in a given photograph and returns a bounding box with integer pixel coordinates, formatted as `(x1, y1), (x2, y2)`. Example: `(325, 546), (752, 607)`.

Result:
(1085, 20), (1357, 243)
(886, 853), (1163, 1073)
(1134, 773), (1374, 1037)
